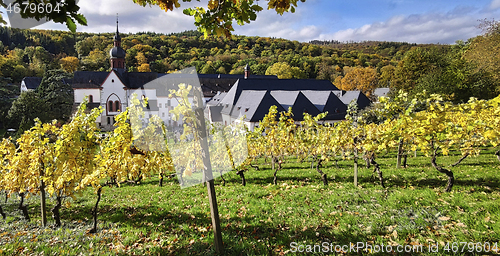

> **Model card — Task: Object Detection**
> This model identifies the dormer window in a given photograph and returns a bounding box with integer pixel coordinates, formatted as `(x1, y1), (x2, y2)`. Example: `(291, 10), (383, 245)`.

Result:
(245, 108), (249, 112)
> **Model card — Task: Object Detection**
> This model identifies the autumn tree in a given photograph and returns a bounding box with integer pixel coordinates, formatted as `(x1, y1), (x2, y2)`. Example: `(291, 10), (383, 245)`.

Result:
(337, 66), (378, 97)
(378, 65), (395, 88)
(391, 47), (443, 92)
(464, 19), (500, 94)
(137, 63), (152, 72)
(265, 62), (306, 79)
(135, 52), (148, 66)
(59, 56), (80, 73)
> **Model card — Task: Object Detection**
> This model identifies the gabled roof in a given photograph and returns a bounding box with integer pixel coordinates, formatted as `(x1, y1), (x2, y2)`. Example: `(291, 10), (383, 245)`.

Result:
(157, 73), (278, 98)
(146, 72), (202, 97)
(300, 91), (332, 111)
(70, 71), (278, 97)
(118, 72), (160, 89)
(220, 78), (338, 109)
(322, 92), (348, 120)
(21, 77), (42, 90)
(340, 91), (372, 110)
(231, 90), (285, 122)
(301, 90), (347, 120)
(270, 91), (321, 121)
(72, 71), (109, 89)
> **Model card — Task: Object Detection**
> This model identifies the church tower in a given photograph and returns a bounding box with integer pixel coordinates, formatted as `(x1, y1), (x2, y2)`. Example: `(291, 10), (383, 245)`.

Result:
(110, 17), (126, 73)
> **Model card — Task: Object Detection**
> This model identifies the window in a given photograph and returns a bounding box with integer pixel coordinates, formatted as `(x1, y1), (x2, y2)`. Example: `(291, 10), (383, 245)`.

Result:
(115, 101), (120, 112)
(159, 103), (162, 108)
(167, 100), (171, 106)
(108, 101), (113, 112)
(162, 112), (165, 117)
(88, 95), (93, 103)
(107, 117), (110, 125)
(112, 79), (114, 83)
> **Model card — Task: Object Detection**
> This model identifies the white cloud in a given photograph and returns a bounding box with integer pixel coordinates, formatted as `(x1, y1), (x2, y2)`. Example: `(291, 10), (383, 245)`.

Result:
(317, 12), (481, 44)
(489, 0), (500, 10)
(232, 8), (322, 42)
(9, 0), (494, 44)
(35, 0), (199, 33)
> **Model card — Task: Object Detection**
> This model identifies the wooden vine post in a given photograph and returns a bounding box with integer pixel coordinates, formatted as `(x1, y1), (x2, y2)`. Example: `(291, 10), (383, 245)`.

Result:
(193, 86), (223, 254)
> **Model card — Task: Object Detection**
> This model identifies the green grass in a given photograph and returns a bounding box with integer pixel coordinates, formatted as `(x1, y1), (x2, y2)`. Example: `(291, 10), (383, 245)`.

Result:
(1, 148), (500, 255)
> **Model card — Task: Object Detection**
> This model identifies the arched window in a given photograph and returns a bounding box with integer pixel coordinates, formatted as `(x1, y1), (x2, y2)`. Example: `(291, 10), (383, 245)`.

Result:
(115, 101), (120, 112)
(88, 95), (93, 103)
(108, 101), (113, 112)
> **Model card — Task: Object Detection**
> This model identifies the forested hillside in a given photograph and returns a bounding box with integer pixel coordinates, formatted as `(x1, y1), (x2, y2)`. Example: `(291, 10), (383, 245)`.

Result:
(0, 20), (498, 103)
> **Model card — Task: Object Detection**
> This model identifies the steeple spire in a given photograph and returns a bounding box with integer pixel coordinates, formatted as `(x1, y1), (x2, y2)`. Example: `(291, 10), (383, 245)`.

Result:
(110, 14), (126, 72)
(114, 13), (121, 44)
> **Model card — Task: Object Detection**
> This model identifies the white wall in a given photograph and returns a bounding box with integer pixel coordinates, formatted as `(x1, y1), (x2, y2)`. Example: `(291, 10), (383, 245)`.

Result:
(74, 89), (101, 103)
(101, 72), (127, 116)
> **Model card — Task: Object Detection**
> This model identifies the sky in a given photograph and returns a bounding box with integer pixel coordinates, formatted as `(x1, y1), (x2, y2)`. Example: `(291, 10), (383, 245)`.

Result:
(2, 0), (500, 44)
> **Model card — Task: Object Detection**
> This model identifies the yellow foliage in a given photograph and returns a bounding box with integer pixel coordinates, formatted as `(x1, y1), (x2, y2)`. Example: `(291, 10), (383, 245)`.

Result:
(59, 56), (79, 73)
(137, 63), (151, 72)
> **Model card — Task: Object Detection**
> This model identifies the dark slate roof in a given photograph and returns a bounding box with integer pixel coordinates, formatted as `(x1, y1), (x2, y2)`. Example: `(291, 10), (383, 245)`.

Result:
(72, 71), (109, 88)
(300, 91), (331, 111)
(65, 71), (276, 97)
(340, 91), (372, 110)
(220, 78), (338, 107)
(147, 72), (203, 98)
(110, 47), (126, 58)
(231, 90), (285, 122)
(22, 77), (42, 89)
(197, 74), (278, 97)
(270, 91), (321, 121)
(117, 71), (160, 89)
(322, 92), (348, 120)
(300, 90), (347, 120)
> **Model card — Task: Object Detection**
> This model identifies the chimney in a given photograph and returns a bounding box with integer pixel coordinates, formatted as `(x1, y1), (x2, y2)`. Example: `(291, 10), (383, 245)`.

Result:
(244, 64), (250, 79)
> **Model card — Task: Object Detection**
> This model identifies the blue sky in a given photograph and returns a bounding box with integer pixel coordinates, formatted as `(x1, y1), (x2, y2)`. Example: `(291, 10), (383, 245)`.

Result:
(2, 0), (500, 44)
